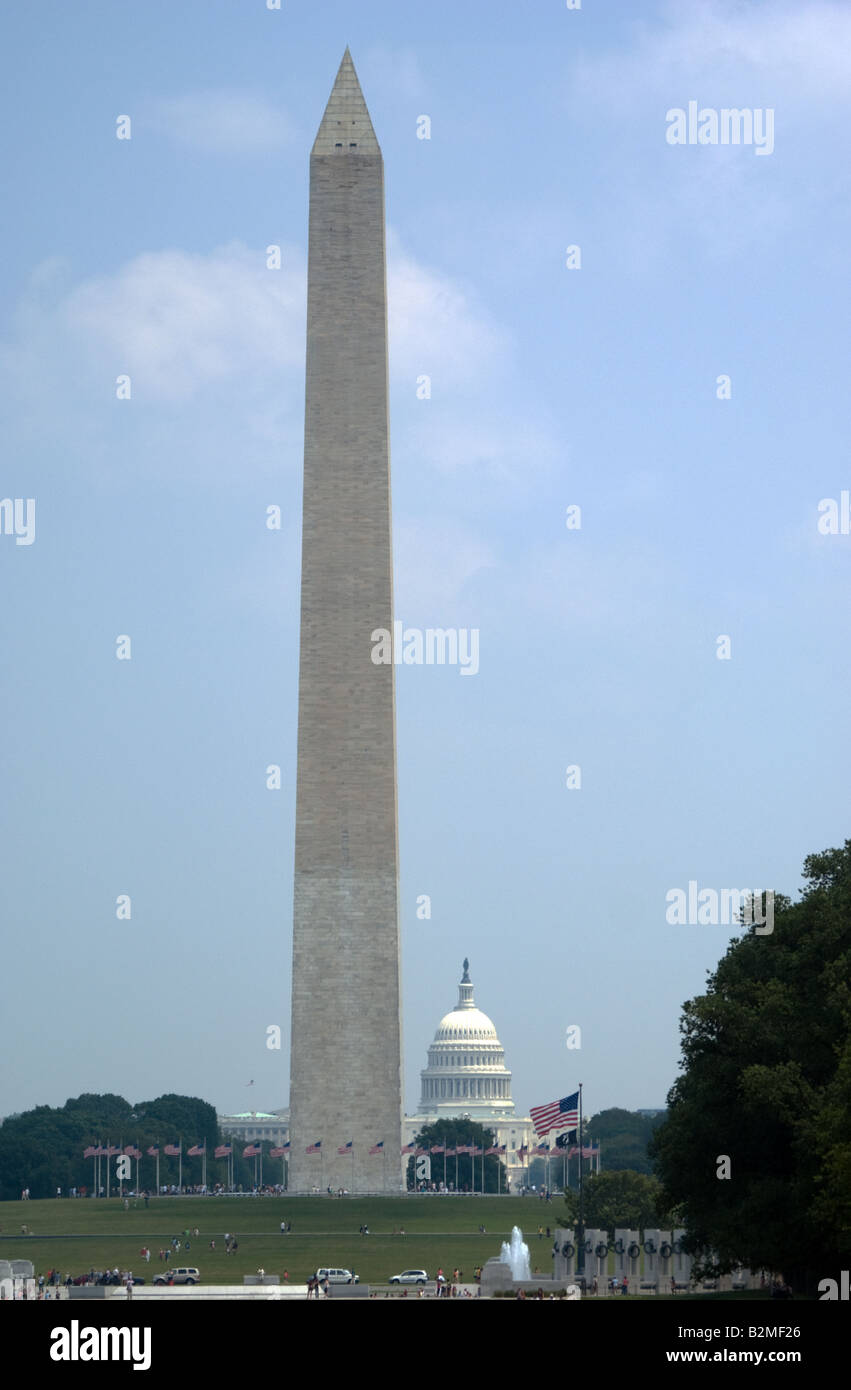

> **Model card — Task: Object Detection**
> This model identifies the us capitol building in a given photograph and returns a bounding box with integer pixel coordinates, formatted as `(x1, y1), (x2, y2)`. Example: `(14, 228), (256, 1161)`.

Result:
(219, 961), (536, 1189)
(400, 960), (535, 1188)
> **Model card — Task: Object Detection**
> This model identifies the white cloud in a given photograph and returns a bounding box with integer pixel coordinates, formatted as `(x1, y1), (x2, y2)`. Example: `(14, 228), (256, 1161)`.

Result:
(62, 243), (305, 400)
(148, 91), (294, 154)
(5, 236), (507, 405)
(571, 0), (851, 108)
(394, 516), (496, 614)
(388, 233), (508, 385)
(556, 0), (851, 266)
(2, 237), (555, 494)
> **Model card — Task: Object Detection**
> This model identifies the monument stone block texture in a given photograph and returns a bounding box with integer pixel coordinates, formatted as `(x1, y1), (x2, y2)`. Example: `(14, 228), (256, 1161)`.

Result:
(288, 50), (403, 1193)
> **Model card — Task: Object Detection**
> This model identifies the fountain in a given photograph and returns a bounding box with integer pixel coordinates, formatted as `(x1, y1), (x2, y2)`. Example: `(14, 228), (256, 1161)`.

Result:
(499, 1226), (531, 1282)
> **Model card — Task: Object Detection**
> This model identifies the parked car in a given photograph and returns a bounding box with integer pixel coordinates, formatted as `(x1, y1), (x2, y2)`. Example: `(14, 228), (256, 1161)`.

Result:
(153, 1267), (200, 1286)
(388, 1269), (428, 1285)
(315, 1268), (359, 1285)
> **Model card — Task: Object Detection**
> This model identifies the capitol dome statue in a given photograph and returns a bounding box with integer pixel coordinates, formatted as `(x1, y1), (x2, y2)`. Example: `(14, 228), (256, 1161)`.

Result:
(417, 959), (516, 1120)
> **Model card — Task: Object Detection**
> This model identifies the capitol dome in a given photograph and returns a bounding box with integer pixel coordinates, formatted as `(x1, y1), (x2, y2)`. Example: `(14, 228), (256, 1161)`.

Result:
(418, 960), (515, 1119)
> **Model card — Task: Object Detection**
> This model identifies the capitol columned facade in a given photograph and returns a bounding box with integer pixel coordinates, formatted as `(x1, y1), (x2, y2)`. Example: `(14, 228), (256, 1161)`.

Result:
(402, 960), (536, 1190)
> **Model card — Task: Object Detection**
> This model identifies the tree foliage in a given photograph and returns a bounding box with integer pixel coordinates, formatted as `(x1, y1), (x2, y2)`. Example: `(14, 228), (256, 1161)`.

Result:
(649, 842), (851, 1292)
(563, 1169), (669, 1231)
(0, 1092), (240, 1199)
(409, 1118), (507, 1192)
(584, 1108), (666, 1176)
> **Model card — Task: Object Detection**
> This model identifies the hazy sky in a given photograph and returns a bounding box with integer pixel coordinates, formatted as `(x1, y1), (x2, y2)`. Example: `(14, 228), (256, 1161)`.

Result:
(1, 0), (849, 1131)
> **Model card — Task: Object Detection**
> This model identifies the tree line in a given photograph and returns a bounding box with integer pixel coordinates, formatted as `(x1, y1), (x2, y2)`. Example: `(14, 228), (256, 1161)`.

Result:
(0, 1092), (260, 1198)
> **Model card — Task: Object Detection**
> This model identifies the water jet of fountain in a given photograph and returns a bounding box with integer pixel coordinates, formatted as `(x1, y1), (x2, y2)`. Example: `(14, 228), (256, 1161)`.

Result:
(499, 1226), (531, 1282)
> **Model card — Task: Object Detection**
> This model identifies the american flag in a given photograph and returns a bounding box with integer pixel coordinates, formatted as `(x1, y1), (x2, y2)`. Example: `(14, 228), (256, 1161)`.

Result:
(106, 1145), (122, 1156)
(243, 1143), (261, 1157)
(83, 1145), (96, 1158)
(124, 1146), (142, 1160)
(444, 1147), (456, 1157)
(164, 1144), (181, 1157)
(214, 1145), (231, 1158)
(187, 1144), (205, 1157)
(147, 1145), (159, 1157)
(530, 1092), (579, 1137)
(469, 1146), (483, 1156)
(305, 1140), (321, 1154)
(430, 1145), (445, 1154)
(567, 1145), (599, 1158)
(534, 1142), (550, 1156)
(455, 1144), (473, 1155)
(369, 1142), (384, 1155)
(338, 1141), (353, 1155)
(517, 1145), (529, 1158)
(485, 1146), (500, 1156)
(401, 1143), (415, 1155)
(269, 1147), (287, 1158)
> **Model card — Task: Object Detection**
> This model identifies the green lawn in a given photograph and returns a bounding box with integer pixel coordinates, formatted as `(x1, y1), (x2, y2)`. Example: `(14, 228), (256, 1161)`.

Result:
(0, 1195), (559, 1286)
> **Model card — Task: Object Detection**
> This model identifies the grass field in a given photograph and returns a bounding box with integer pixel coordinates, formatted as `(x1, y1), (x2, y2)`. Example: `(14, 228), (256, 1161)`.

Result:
(0, 1195), (561, 1286)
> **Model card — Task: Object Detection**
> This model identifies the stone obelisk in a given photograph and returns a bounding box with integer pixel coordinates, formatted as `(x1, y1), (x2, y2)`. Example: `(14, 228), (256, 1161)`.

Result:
(288, 50), (403, 1193)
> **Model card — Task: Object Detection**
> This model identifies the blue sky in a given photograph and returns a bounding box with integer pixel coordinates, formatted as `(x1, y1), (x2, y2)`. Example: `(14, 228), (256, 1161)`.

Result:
(1, 0), (849, 1130)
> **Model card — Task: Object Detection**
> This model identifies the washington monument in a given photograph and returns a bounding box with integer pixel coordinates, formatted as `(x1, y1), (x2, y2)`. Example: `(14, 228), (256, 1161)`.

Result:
(287, 51), (403, 1193)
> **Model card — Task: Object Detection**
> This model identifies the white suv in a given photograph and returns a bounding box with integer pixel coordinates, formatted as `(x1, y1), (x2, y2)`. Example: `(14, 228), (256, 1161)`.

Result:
(315, 1268), (359, 1285)
(389, 1269), (428, 1285)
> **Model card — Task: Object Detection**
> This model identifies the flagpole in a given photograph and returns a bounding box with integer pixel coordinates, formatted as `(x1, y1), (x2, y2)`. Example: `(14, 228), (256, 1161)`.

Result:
(156, 1145), (160, 1196)
(577, 1083), (584, 1283)
(179, 1140), (182, 1194)
(106, 1141), (111, 1201)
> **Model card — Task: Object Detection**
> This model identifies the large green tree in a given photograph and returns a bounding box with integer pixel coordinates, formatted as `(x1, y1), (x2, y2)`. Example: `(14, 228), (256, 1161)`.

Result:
(563, 1169), (670, 1231)
(408, 1118), (507, 1193)
(650, 843), (851, 1294)
(0, 1092), (236, 1198)
(582, 1108), (667, 1177)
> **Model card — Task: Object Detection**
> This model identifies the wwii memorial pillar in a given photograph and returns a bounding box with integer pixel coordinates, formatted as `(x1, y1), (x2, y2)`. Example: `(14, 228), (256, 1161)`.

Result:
(288, 50), (404, 1193)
